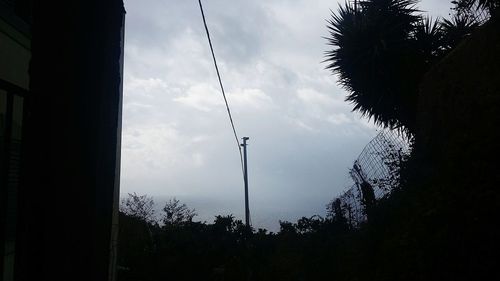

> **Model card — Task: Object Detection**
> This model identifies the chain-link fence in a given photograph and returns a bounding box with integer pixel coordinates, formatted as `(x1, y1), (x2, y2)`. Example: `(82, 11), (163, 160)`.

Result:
(329, 130), (411, 228)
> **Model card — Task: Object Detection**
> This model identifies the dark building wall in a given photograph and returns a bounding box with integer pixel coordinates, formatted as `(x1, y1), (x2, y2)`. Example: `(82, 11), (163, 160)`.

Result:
(417, 19), (500, 178)
(415, 19), (500, 280)
(14, 2), (125, 281)
(0, 1), (32, 280)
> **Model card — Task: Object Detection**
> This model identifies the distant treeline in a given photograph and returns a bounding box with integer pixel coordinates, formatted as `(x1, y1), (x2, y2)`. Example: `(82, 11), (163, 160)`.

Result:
(118, 193), (357, 281)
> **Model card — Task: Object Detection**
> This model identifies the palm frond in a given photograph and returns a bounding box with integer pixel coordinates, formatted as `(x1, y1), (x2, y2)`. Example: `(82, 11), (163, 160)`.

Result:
(324, 0), (426, 133)
(441, 14), (479, 50)
(452, 0), (500, 15)
(413, 16), (445, 62)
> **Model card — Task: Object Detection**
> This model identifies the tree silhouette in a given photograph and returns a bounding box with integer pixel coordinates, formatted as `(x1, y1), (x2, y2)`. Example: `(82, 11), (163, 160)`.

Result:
(120, 192), (156, 223)
(162, 198), (197, 226)
(324, 0), (467, 135)
(327, 198), (349, 227)
(440, 13), (479, 50)
(452, 0), (500, 14)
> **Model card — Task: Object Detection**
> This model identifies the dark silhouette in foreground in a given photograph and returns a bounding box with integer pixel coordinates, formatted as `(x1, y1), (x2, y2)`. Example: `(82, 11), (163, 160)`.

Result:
(118, 194), (352, 281)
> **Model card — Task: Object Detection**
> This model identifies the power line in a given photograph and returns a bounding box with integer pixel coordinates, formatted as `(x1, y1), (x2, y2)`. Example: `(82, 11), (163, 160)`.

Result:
(197, 0), (245, 176)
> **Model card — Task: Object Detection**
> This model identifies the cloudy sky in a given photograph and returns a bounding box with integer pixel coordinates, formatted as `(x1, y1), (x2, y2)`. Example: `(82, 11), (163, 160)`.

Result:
(121, 0), (453, 231)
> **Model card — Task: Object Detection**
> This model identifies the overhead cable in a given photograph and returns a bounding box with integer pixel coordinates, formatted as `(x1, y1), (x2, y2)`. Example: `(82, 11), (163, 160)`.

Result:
(197, 0), (245, 176)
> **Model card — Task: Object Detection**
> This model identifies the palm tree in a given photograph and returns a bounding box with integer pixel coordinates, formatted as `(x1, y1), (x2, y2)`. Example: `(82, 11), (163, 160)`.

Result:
(324, 0), (447, 134)
(452, 0), (500, 15)
(441, 14), (479, 50)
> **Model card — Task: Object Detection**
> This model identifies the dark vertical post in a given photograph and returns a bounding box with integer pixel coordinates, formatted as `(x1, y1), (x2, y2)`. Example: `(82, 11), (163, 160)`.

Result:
(0, 92), (13, 281)
(108, 10), (126, 281)
(241, 137), (250, 228)
(14, 2), (125, 281)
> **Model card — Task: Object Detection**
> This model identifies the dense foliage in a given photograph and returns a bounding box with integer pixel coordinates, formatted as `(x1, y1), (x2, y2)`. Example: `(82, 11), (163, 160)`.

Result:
(118, 195), (355, 281)
(453, 0), (500, 14)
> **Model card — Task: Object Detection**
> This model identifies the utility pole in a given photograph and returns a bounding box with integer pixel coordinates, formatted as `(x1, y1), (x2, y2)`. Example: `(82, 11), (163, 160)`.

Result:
(241, 137), (250, 228)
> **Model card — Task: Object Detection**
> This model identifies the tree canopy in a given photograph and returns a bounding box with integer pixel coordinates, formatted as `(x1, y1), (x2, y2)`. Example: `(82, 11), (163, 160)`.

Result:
(324, 0), (480, 135)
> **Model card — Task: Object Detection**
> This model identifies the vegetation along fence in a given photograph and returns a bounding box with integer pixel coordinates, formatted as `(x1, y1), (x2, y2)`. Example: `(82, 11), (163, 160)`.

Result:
(330, 130), (411, 228)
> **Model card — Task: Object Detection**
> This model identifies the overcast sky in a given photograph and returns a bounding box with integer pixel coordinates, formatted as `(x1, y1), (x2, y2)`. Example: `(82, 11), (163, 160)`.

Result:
(120, 0), (453, 231)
